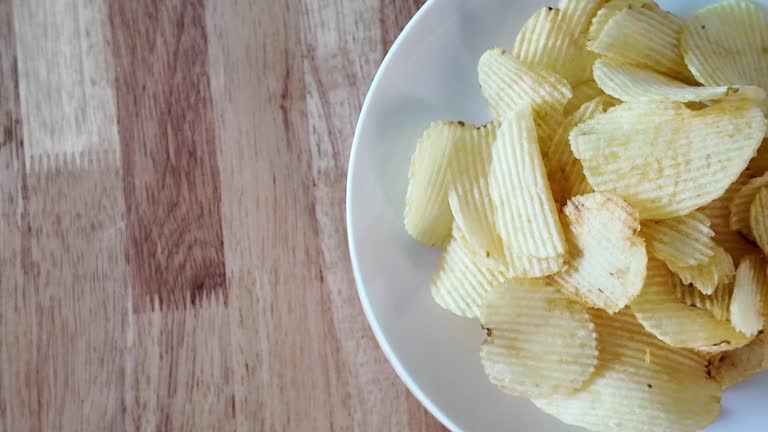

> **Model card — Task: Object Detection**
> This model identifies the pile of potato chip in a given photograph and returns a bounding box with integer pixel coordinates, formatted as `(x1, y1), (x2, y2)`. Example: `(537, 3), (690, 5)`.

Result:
(403, 1), (768, 431)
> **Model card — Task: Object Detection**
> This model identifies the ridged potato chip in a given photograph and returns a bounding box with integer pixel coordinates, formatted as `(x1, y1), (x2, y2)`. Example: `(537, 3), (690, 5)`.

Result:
(404, 121), (464, 246)
(641, 211), (716, 268)
(489, 107), (567, 277)
(730, 171), (768, 239)
(588, 0), (659, 43)
(751, 187), (768, 255)
(714, 331), (768, 388)
(480, 279), (598, 398)
(665, 246), (735, 296)
(588, 3), (694, 82)
(564, 80), (605, 116)
(545, 96), (617, 205)
(430, 228), (508, 319)
(593, 57), (765, 103)
(631, 258), (749, 351)
(730, 254), (768, 337)
(681, 0), (768, 111)
(699, 169), (761, 262)
(571, 100), (766, 219)
(673, 278), (732, 321)
(552, 193), (647, 313)
(513, 0), (604, 85)
(447, 121), (505, 265)
(478, 48), (572, 141)
(533, 308), (721, 432)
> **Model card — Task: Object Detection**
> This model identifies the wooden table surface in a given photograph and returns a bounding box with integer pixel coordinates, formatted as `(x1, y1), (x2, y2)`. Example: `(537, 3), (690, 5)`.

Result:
(0, 0), (446, 430)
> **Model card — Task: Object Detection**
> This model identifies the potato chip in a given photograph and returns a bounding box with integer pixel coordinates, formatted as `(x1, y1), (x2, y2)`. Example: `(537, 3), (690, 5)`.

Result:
(593, 57), (765, 103)
(750, 187), (768, 255)
(631, 258), (750, 350)
(641, 211), (716, 268)
(564, 80), (605, 116)
(681, 0), (768, 111)
(533, 308), (721, 432)
(665, 246), (735, 296)
(513, 0), (604, 85)
(404, 121), (464, 247)
(749, 140), (768, 175)
(673, 278), (732, 321)
(588, 0), (659, 43)
(430, 228), (508, 319)
(545, 96), (617, 205)
(478, 48), (572, 140)
(588, 3), (694, 82)
(447, 121), (505, 265)
(699, 169), (761, 262)
(571, 100), (766, 219)
(730, 171), (768, 239)
(714, 331), (768, 388)
(480, 279), (598, 398)
(489, 107), (567, 277)
(551, 193), (647, 313)
(730, 254), (768, 337)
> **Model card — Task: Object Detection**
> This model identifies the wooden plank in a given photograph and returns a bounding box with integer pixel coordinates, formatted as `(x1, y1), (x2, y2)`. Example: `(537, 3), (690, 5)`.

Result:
(108, 1), (235, 430)
(204, 1), (334, 431)
(299, 0), (444, 430)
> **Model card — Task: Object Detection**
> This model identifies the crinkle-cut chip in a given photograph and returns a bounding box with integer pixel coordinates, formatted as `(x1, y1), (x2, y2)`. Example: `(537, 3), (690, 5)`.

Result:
(641, 211), (716, 268)
(751, 187), (768, 255)
(545, 96), (617, 205)
(478, 48), (572, 141)
(588, 0), (659, 43)
(447, 121), (505, 265)
(593, 57), (765, 103)
(570, 100), (767, 220)
(564, 80), (605, 116)
(674, 278), (732, 321)
(480, 279), (598, 398)
(681, 0), (768, 111)
(551, 193), (647, 313)
(404, 121), (464, 247)
(630, 258), (750, 351)
(749, 140), (768, 175)
(533, 308), (721, 432)
(430, 229), (508, 319)
(714, 331), (768, 388)
(699, 169), (762, 261)
(730, 171), (768, 239)
(666, 246), (735, 296)
(513, 0), (605, 86)
(730, 254), (768, 337)
(489, 107), (566, 277)
(588, 4), (694, 82)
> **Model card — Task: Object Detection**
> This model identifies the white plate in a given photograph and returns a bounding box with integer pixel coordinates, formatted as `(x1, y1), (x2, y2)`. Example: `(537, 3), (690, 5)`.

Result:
(346, 1), (768, 430)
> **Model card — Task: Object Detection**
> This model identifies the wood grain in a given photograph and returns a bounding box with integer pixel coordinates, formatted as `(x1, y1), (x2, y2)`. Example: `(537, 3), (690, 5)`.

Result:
(0, 0), (440, 431)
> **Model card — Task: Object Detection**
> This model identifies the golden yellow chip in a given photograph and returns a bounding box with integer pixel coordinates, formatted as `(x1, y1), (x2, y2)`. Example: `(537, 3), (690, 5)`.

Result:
(681, 0), (768, 111)
(480, 279), (598, 398)
(749, 139), (768, 175)
(563, 80), (605, 116)
(588, 0), (659, 43)
(404, 121), (463, 247)
(593, 57), (765, 103)
(714, 332), (768, 388)
(513, 0), (604, 85)
(730, 171), (768, 239)
(571, 100), (766, 219)
(673, 277), (732, 321)
(641, 211), (716, 268)
(751, 187), (768, 255)
(478, 48), (572, 141)
(489, 107), (567, 277)
(447, 121), (505, 265)
(730, 254), (768, 337)
(630, 257), (750, 351)
(552, 193), (647, 313)
(533, 308), (721, 432)
(665, 246), (735, 296)
(430, 228), (508, 319)
(545, 96), (617, 205)
(588, 3), (694, 82)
